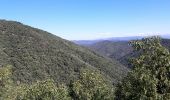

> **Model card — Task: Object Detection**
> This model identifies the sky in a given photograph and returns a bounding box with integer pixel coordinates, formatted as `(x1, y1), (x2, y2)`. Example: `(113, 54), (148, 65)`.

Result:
(0, 0), (170, 40)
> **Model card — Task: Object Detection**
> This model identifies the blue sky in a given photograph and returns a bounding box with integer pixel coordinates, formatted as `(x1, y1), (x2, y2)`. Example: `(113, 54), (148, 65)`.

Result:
(0, 0), (170, 40)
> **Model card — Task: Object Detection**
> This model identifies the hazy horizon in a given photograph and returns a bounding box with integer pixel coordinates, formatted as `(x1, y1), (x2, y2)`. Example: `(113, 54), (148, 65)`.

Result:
(0, 0), (170, 40)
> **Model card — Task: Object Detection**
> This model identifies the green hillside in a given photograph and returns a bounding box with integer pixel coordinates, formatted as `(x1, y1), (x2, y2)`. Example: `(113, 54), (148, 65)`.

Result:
(87, 41), (133, 60)
(0, 20), (128, 84)
(87, 38), (170, 68)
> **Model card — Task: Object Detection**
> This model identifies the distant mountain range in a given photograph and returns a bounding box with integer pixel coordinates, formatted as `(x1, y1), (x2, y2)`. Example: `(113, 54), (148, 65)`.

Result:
(74, 35), (170, 46)
(162, 34), (170, 39)
(73, 36), (143, 45)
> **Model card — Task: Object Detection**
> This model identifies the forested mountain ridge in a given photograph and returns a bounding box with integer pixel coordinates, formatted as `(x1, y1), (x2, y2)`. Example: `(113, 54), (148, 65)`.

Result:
(86, 41), (133, 60)
(0, 20), (128, 84)
(85, 38), (170, 68)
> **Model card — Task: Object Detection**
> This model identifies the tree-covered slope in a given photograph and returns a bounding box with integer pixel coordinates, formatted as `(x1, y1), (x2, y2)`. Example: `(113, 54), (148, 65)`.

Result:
(87, 38), (170, 68)
(0, 20), (128, 84)
(87, 41), (133, 60)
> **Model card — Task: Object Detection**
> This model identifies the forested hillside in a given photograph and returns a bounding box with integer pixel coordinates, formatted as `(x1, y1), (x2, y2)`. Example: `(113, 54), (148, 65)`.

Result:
(87, 41), (133, 60)
(1, 36), (170, 100)
(0, 20), (128, 84)
(86, 38), (170, 68)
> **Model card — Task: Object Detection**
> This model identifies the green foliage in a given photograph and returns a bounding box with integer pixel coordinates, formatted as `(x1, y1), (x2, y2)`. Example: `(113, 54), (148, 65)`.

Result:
(72, 69), (114, 100)
(86, 38), (170, 69)
(130, 37), (170, 95)
(115, 36), (170, 100)
(0, 65), (14, 100)
(0, 65), (116, 100)
(0, 65), (12, 88)
(0, 66), (71, 100)
(20, 79), (71, 100)
(0, 20), (128, 84)
(88, 41), (133, 60)
(115, 68), (158, 100)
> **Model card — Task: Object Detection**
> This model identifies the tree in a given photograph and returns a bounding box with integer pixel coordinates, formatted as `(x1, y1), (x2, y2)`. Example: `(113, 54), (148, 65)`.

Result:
(71, 68), (114, 100)
(0, 65), (71, 100)
(115, 67), (158, 100)
(115, 37), (170, 100)
(0, 65), (116, 100)
(0, 65), (16, 100)
(21, 79), (71, 100)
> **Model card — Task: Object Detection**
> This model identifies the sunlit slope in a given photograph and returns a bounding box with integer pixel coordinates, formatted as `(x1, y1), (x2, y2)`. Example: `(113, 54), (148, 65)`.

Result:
(0, 20), (128, 84)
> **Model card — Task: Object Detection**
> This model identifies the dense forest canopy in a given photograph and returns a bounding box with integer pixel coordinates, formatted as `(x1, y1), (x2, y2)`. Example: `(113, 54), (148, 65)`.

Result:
(0, 20), (128, 85)
(1, 20), (170, 99)
(1, 36), (170, 100)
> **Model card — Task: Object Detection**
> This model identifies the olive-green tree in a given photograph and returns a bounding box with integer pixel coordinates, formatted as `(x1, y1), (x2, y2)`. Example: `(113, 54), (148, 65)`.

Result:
(0, 65), (15, 100)
(21, 79), (71, 100)
(0, 65), (71, 100)
(115, 37), (170, 100)
(115, 67), (158, 100)
(72, 69), (114, 100)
